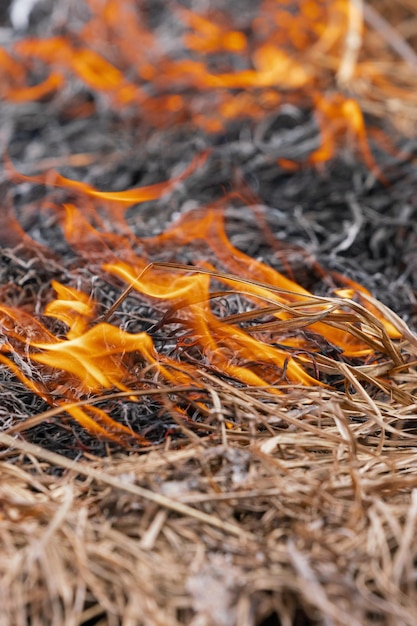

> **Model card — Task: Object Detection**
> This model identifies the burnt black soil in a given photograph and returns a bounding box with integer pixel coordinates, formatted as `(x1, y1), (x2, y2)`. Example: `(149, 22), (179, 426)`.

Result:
(0, 0), (416, 458)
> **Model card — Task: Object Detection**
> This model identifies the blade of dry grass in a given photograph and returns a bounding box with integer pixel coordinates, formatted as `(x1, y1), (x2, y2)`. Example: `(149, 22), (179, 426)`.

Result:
(0, 431), (254, 540)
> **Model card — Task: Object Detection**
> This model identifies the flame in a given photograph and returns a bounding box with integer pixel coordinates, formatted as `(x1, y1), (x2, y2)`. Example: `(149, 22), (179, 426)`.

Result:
(0, 186), (403, 442)
(0, 1), (409, 443)
(14, 36), (136, 98)
(31, 323), (155, 393)
(1, 0), (409, 155)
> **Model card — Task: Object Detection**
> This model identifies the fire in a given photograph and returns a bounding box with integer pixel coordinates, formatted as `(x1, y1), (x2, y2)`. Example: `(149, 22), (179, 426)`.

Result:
(0, 1), (410, 443)
(1, 1), (411, 149)
(0, 193), (403, 442)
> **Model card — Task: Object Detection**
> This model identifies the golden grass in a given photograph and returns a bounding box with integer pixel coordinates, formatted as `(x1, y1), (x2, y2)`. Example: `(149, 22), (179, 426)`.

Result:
(1, 292), (417, 625)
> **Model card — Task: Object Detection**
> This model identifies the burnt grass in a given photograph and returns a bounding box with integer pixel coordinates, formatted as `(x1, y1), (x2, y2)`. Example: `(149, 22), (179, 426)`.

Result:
(1, 2), (417, 626)
(1, 94), (416, 457)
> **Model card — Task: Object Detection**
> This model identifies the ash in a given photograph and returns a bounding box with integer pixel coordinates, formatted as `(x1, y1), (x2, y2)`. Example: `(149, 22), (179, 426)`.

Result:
(0, 0), (416, 459)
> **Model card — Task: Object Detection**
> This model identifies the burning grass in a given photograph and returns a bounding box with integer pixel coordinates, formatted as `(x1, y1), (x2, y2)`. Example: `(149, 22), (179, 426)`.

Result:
(0, 205), (411, 444)
(1, 239), (417, 624)
(1, 0), (417, 624)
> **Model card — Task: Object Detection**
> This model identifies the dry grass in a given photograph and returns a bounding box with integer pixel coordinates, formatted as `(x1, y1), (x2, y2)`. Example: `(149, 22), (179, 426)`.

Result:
(1, 250), (417, 626)
(1, 1), (417, 624)
(1, 304), (417, 625)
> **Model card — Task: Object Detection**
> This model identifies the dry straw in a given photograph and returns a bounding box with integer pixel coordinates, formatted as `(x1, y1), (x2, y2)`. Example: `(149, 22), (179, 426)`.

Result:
(1, 1), (417, 624)
(1, 265), (417, 625)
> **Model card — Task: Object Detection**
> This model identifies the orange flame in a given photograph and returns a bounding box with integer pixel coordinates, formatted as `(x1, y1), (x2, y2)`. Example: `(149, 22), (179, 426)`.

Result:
(0, 0), (408, 443)
(0, 182), (403, 443)
(0, 0), (403, 160)
(1, 160), (403, 443)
